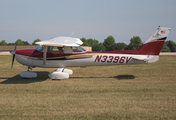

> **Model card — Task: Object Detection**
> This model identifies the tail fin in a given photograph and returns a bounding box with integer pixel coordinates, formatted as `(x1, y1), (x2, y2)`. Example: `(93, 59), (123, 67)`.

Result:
(138, 26), (171, 55)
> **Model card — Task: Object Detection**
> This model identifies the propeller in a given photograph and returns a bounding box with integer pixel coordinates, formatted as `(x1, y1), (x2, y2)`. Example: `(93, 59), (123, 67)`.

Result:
(10, 43), (17, 68)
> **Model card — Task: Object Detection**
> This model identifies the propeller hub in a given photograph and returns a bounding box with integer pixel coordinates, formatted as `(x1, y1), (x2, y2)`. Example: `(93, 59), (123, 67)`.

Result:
(10, 50), (16, 55)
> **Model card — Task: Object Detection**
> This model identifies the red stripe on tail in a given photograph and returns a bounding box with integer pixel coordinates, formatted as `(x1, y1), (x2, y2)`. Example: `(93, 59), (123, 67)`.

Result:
(138, 40), (165, 55)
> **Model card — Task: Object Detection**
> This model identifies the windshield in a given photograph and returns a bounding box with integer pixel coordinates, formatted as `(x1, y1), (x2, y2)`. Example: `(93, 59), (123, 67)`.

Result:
(36, 45), (44, 51)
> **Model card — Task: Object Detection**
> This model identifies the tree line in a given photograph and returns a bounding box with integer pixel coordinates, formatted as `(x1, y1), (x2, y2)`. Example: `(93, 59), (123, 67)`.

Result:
(0, 38), (41, 45)
(0, 36), (176, 52)
(81, 36), (176, 52)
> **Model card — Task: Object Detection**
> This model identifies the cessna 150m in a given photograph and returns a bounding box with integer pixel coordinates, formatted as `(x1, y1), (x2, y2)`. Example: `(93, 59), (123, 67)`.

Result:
(11, 26), (171, 79)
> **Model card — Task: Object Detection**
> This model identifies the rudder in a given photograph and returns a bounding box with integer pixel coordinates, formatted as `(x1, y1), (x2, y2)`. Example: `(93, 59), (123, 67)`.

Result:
(138, 26), (171, 55)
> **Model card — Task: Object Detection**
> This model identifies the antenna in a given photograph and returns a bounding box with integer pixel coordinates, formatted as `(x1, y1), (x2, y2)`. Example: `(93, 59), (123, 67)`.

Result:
(69, 31), (76, 37)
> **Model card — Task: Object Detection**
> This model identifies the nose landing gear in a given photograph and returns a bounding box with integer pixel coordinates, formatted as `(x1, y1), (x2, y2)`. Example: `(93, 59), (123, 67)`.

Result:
(19, 67), (37, 78)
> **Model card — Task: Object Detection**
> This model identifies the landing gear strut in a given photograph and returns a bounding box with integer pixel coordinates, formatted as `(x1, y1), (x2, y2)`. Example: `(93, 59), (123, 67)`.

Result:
(27, 67), (32, 71)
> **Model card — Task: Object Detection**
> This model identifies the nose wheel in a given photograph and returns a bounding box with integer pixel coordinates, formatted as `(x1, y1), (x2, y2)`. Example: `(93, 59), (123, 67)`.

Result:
(19, 66), (37, 78)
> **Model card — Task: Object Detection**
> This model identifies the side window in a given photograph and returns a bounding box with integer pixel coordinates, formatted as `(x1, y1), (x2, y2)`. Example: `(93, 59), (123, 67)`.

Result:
(72, 46), (80, 52)
(57, 47), (64, 54)
(47, 46), (64, 54)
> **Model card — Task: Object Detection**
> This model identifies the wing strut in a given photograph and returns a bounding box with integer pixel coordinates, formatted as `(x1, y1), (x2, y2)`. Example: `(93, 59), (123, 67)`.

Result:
(43, 46), (47, 65)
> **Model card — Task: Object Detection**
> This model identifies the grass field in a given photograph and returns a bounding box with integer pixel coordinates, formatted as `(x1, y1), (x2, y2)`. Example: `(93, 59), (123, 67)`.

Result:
(0, 55), (176, 120)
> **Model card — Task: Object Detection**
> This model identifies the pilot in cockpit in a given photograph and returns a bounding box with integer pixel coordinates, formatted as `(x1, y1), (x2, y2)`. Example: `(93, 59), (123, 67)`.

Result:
(57, 47), (64, 54)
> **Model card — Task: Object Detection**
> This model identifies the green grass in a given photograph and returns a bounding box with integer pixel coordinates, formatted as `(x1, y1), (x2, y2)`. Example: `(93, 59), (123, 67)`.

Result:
(0, 55), (176, 120)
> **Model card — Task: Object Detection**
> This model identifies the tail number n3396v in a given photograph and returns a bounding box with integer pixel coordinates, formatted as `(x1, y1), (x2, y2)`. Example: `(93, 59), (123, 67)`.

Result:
(94, 55), (132, 64)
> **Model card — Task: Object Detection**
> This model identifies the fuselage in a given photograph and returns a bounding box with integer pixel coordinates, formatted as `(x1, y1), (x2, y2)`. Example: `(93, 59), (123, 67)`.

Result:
(15, 48), (158, 68)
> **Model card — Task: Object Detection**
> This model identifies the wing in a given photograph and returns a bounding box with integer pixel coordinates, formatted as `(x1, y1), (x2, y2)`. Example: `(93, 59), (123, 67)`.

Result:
(35, 36), (83, 47)
(35, 36), (83, 65)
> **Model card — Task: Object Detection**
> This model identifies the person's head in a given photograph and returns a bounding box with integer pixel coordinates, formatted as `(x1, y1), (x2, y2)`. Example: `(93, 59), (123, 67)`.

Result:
(58, 47), (63, 50)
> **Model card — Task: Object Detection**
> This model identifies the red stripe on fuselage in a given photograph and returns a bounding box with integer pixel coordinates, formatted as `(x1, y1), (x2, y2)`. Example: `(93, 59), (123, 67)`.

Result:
(15, 49), (36, 56)
(15, 49), (94, 58)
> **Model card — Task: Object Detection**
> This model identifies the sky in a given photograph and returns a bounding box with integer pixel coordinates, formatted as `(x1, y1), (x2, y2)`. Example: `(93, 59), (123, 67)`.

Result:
(0, 0), (176, 44)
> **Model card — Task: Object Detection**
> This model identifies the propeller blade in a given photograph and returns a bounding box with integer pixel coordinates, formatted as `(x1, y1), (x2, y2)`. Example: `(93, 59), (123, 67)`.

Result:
(14, 42), (17, 50)
(11, 43), (18, 69)
(11, 54), (15, 68)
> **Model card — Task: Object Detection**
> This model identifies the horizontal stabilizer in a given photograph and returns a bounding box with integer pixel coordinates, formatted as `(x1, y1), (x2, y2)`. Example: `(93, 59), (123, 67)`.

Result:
(132, 56), (159, 63)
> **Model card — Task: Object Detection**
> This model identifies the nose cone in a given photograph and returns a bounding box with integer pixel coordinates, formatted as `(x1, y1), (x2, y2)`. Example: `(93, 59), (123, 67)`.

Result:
(10, 50), (16, 55)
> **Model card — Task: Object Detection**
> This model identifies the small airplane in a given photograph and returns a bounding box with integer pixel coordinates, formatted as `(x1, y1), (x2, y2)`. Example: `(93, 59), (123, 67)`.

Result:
(10, 26), (171, 79)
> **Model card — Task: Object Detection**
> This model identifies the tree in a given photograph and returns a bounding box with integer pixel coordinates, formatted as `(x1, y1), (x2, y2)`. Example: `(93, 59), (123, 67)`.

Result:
(92, 43), (106, 51)
(125, 36), (142, 50)
(0, 40), (7, 45)
(161, 43), (170, 52)
(166, 40), (176, 52)
(108, 44), (117, 51)
(6, 39), (31, 45)
(15, 39), (24, 45)
(8, 43), (15, 45)
(116, 43), (127, 50)
(80, 38), (89, 46)
(23, 41), (31, 45)
(32, 38), (41, 45)
(87, 38), (99, 46)
(103, 36), (116, 51)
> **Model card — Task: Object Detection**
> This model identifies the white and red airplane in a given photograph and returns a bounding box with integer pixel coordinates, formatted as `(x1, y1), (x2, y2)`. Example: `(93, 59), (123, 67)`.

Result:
(11, 26), (171, 79)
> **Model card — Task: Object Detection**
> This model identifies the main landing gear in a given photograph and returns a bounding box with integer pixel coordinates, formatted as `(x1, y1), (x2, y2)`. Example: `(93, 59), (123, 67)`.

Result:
(48, 68), (73, 80)
(19, 67), (73, 80)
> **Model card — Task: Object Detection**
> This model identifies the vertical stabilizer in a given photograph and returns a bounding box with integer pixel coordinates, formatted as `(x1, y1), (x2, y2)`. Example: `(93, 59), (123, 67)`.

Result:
(138, 26), (171, 55)
(144, 26), (171, 44)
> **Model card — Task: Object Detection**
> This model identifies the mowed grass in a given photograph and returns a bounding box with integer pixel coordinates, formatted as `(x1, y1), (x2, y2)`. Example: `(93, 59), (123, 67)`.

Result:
(0, 55), (176, 120)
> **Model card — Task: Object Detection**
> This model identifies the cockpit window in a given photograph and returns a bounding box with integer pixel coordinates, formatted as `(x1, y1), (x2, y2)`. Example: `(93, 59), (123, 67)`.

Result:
(71, 46), (86, 52)
(36, 45), (86, 54)
(36, 45), (44, 51)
